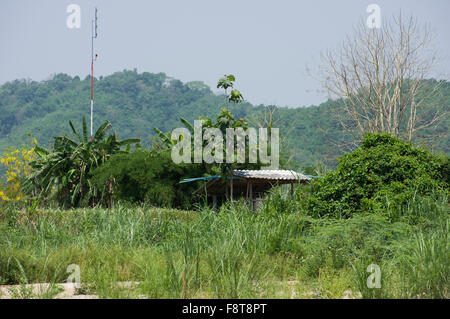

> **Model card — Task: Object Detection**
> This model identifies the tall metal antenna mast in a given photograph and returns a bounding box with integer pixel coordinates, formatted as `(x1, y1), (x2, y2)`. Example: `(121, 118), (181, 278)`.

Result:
(90, 7), (98, 141)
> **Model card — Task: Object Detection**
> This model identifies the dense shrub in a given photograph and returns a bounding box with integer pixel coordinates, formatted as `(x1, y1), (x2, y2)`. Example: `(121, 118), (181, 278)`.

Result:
(307, 133), (449, 218)
(91, 150), (203, 208)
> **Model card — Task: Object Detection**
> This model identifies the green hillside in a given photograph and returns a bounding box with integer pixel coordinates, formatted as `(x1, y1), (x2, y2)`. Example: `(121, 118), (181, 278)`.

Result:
(0, 70), (448, 172)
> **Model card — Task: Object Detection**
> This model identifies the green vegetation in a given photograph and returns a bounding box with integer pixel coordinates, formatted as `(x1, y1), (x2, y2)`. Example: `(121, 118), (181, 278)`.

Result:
(16, 75), (266, 210)
(1, 71), (448, 174)
(0, 71), (448, 299)
(1, 130), (448, 298)
(22, 117), (140, 208)
(91, 150), (203, 208)
(0, 190), (447, 298)
(307, 133), (449, 219)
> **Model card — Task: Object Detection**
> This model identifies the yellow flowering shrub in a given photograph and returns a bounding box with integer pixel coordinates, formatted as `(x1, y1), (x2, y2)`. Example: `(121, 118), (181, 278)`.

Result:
(0, 141), (37, 201)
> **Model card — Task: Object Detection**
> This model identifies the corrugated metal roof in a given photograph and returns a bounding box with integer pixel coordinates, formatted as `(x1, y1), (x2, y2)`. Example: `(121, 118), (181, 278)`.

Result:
(179, 170), (312, 184)
(232, 170), (310, 181)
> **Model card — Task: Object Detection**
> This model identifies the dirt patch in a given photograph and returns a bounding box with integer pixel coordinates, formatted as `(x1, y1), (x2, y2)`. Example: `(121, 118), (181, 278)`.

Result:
(0, 282), (98, 299)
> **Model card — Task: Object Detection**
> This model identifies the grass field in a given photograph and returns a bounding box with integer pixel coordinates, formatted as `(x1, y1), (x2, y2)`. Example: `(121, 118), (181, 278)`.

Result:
(0, 190), (448, 299)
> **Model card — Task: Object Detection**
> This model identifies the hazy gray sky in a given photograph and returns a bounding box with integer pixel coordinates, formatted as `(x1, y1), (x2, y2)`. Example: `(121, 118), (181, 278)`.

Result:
(1, 0), (449, 107)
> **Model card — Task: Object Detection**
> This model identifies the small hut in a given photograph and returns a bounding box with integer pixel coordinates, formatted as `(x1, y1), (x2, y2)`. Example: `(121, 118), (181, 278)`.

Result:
(180, 169), (311, 209)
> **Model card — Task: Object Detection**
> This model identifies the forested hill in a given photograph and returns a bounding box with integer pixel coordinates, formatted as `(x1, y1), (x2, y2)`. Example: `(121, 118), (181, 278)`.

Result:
(0, 70), (448, 171)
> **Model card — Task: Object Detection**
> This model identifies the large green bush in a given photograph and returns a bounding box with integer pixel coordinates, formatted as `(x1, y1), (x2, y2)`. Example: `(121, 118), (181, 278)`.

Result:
(307, 133), (449, 218)
(91, 150), (203, 208)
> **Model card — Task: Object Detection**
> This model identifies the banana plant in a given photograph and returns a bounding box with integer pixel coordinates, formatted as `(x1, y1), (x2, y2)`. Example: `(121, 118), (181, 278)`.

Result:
(24, 117), (140, 207)
(153, 116), (196, 150)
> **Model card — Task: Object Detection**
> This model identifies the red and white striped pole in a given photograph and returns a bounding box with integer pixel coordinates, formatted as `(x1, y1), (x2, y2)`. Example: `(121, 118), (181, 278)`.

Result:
(90, 8), (98, 142)
(90, 59), (94, 141)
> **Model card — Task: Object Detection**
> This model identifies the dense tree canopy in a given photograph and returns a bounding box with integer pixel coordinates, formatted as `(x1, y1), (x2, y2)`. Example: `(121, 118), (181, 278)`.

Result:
(0, 70), (448, 177)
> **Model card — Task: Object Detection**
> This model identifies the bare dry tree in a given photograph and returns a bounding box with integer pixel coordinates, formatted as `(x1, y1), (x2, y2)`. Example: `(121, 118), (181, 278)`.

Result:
(316, 13), (447, 144)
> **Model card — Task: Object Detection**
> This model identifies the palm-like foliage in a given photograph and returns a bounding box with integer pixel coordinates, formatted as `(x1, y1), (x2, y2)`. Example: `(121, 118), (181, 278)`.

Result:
(23, 117), (140, 207)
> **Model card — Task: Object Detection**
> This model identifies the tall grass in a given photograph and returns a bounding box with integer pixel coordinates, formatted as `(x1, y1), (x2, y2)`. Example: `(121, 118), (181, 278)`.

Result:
(399, 222), (449, 298)
(0, 191), (448, 298)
